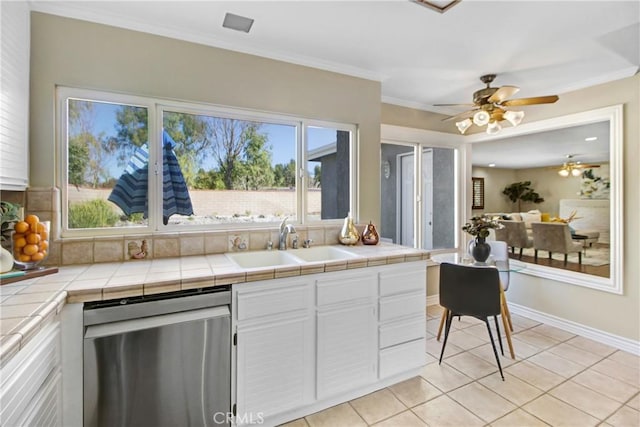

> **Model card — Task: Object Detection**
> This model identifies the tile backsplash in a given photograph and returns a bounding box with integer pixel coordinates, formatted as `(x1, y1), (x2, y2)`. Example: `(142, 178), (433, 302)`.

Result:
(20, 187), (350, 267)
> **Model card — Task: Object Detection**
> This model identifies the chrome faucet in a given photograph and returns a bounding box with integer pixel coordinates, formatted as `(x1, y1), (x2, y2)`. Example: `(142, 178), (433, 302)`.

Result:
(279, 217), (297, 250)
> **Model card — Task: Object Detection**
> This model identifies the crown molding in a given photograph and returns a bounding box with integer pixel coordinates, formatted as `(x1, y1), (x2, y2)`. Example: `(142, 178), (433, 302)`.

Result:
(29, 1), (385, 83)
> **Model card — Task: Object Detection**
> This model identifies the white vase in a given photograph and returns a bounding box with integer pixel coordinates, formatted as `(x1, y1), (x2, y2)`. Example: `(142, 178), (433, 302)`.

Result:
(0, 246), (14, 273)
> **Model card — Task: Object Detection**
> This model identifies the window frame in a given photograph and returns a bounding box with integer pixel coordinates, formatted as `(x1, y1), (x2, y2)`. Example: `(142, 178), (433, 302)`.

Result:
(57, 87), (357, 237)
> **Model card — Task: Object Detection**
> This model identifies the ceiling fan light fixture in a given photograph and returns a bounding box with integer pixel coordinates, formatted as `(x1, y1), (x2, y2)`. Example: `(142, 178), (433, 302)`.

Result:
(486, 120), (502, 135)
(558, 168), (570, 177)
(571, 167), (582, 177)
(504, 110), (525, 127)
(455, 118), (472, 134)
(473, 110), (490, 126)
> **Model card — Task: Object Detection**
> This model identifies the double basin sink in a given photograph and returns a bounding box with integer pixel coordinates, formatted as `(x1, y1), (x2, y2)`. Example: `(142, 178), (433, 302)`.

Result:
(226, 245), (360, 269)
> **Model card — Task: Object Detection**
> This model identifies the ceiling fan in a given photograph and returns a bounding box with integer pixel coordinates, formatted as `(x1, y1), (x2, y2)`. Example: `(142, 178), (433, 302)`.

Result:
(553, 155), (600, 177)
(435, 74), (559, 135)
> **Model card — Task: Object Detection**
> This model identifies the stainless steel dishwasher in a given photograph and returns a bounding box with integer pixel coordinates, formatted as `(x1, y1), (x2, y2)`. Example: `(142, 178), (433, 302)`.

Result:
(83, 286), (231, 427)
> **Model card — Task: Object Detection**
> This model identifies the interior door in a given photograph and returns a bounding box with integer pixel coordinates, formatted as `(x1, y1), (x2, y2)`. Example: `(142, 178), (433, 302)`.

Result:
(399, 153), (414, 246)
(422, 149), (434, 249)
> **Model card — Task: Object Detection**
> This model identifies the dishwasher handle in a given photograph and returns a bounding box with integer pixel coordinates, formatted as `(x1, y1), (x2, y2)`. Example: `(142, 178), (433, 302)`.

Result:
(84, 306), (230, 339)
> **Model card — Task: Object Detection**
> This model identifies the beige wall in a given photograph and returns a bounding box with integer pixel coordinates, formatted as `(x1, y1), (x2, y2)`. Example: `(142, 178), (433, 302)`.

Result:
(29, 12), (381, 224)
(472, 165), (608, 216)
(384, 75), (640, 342)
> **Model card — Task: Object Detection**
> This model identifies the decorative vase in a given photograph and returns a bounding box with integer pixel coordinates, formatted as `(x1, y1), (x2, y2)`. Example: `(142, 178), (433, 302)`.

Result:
(339, 212), (360, 245)
(471, 237), (491, 263)
(362, 221), (379, 245)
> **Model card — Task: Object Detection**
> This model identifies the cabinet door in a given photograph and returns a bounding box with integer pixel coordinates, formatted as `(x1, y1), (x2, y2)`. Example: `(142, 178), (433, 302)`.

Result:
(236, 315), (313, 424)
(317, 304), (377, 399)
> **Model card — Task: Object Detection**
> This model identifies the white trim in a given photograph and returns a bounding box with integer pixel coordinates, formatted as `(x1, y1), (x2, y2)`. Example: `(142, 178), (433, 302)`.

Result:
(426, 293), (639, 356)
(508, 302), (640, 356)
(29, 2), (385, 84)
(426, 294), (439, 307)
(464, 105), (624, 294)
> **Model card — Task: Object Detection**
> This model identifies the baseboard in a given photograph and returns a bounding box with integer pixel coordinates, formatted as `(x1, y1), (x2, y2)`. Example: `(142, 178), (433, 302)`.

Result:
(426, 294), (439, 307)
(427, 293), (640, 355)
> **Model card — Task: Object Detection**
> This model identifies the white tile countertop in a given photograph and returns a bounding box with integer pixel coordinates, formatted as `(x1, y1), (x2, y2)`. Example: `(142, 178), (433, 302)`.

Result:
(0, 243), (429, 366)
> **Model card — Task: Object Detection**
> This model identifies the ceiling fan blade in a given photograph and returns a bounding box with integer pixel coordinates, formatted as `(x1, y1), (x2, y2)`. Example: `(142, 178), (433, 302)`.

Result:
(501, 95), (559, 106)
(442, 109), (477, 122)
(432, 103), (475, 107)
(488, 85), (520, 104)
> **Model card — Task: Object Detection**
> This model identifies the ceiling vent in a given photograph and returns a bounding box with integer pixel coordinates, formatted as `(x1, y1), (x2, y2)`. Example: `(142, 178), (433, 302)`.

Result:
(222, 13), (254, 33)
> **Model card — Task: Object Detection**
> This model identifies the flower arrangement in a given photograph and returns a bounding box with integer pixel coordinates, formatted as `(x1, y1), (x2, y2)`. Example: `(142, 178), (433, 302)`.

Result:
(462, 215), (504, 239)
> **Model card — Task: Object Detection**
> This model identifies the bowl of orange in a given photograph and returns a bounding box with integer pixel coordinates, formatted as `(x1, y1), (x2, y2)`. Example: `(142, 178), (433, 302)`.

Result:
(11, 215), (49, 270)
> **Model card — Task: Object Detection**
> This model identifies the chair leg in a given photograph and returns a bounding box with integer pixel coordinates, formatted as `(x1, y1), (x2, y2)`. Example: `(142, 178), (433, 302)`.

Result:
(564, 254), (568, 264)
(578, 251), (582, 264)
(485, 319), (505, 381)
(534, 250), (538, 261)
(494, 315), (504, 356)
(439, 311), (453, 365)
(436, 308), (448, 341)
(519, 248), (523, 259)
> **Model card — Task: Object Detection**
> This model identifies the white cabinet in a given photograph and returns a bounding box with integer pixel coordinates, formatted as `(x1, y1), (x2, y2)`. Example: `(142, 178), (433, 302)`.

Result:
(233, 260), (427, 426)
(316, 271), (377, 399)
(378, 262), (427, 379)
(234, 277), (314, 425)
(0, 0), (30, 190)
(0, 322), (62, 426)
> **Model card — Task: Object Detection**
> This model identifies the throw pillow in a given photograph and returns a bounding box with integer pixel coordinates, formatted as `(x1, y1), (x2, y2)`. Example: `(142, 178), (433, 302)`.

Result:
(520, 210), (542, 228)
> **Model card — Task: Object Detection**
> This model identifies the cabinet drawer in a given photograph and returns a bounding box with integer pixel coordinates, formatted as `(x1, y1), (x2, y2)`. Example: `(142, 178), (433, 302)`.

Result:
(379, 316), (425, 349)
(237, 282), (310, 321)
(379, 263), (426, 297)
(379, 292), (424, 322)
(379, 339), (426, 379)
(0, 323), (60, 426)
(316, 273), (376, 307)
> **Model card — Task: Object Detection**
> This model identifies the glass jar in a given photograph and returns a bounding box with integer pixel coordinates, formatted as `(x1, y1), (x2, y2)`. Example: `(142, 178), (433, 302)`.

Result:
(12, 219), (49, 270)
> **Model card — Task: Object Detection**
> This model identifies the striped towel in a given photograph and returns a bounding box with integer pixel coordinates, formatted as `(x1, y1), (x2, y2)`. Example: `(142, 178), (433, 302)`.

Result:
(108, 131), (193, 225)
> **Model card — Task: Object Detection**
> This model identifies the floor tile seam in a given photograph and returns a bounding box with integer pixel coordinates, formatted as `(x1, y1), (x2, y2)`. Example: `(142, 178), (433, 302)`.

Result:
(385, 381), (443, 410)
(589, 362), (640, 388)
(545, 374), (623, 422)
(471, 370), (546, 408)
(516, 401), (557, 427)
(545, 341), (608, 369)
(346, 399), (379, 426)
(525, 352), (588, 380)
(534, 390), (610, 424)
(445, 383), (519, 425)
(619, 391), (640, 410)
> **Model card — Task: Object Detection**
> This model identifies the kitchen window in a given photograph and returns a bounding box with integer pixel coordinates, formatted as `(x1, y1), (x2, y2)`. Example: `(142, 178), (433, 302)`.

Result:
(58, 87), (356, 236)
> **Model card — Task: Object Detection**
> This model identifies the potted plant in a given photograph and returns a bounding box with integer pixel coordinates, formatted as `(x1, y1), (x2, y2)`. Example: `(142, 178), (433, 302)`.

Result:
(462, 215), (503, 263)
(0, 201), (21, 250)
(502, 181), (544, 212)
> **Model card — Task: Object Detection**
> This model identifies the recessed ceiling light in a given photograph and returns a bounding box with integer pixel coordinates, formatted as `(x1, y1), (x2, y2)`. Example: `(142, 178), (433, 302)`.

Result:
(585, 136), (598, 141)
(488, 163), (496, 167)
(222, 13), (254, 33)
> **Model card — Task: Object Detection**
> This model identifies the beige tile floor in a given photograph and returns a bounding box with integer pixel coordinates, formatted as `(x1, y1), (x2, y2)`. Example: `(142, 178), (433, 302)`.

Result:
(282, 304), (640, 427)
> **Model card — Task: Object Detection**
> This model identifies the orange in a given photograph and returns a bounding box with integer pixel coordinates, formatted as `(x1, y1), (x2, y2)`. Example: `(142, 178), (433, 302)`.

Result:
(26, 233), (41, 244)
(25, 214), (39, 228)
(23, 244), (39, 256)
(36, 223), (47, 233)
(13, 236), (27, 248)
(39, 240), (49, 251)
(39, 230), (49, 240)
(18, 254), (32, 262)
(31, 252), (45, 262)
(14, 221), (29, 233)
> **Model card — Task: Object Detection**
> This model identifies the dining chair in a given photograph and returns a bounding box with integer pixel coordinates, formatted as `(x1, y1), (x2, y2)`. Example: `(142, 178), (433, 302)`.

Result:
(436, 243), (516, 359)
(438, 262), (505, 380)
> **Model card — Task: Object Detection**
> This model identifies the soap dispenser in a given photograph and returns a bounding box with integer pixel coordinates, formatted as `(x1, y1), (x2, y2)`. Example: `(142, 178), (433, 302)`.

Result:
(339, 212), (360, 245)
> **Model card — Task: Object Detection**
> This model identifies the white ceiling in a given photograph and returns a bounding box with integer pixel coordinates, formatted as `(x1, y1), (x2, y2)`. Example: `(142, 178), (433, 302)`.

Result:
(29, 0), (639, 166)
